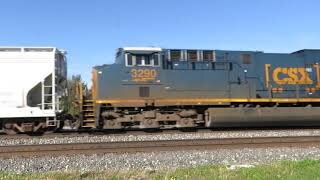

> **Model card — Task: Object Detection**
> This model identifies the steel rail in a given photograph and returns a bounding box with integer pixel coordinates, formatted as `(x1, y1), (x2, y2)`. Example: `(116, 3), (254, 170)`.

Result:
(2, 127), (320, 139)
(0, 136), (320, 157)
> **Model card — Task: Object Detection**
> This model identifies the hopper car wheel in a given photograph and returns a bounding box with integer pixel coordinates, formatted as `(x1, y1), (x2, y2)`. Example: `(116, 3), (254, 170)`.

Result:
(3, 122), (18, 135)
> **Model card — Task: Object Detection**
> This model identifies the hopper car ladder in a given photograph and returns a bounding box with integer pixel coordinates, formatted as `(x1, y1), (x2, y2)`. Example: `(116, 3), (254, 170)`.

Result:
(41, 78), (58, 127)
(41, 82), (53, 110)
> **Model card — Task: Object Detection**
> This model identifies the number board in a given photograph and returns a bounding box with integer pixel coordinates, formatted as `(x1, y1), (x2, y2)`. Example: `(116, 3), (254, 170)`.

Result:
(131, 69), (157, 82)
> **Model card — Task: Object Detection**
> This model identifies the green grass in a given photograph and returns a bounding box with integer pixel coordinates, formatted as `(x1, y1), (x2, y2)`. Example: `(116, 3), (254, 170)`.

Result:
(1, 160), (320, 180)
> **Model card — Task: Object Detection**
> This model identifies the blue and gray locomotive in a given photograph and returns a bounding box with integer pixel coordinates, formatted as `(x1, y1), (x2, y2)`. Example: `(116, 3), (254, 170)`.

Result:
(81, 47), (320, 129)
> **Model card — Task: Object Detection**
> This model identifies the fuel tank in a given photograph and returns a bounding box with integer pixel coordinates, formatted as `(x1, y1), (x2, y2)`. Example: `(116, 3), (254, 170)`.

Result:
(206, 106), (320, 127)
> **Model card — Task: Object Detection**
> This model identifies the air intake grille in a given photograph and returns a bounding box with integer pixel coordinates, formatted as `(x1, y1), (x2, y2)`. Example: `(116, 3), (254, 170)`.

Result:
(139, 87), (150, 97)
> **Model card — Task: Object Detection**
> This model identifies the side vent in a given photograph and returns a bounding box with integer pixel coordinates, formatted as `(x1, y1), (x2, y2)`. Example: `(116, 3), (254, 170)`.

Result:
(241, 54), (252, 64)
(139, 87), (150, 97)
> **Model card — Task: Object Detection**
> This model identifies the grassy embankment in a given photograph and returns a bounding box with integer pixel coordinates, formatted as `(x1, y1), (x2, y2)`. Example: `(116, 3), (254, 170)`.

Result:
(1, 160), (320, 180)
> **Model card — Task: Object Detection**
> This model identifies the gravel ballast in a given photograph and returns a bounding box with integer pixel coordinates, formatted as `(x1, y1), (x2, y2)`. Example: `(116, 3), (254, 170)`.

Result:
(2, 129), (320, 173)
(2, 129), (320, 146)
(1, 146), (320, 173)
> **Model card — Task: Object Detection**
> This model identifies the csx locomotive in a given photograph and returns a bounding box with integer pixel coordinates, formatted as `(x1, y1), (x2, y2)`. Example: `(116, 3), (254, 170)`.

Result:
(80, 47), (320, 130)
(2, 46), (320, 134)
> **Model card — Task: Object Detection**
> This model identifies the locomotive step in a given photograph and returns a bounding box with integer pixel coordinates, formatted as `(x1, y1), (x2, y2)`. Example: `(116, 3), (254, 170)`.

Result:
(83, 104), (94, 107)
(84, 114), (94, 117)
(83, 119), (96, 122)
(82, 125), (96, 128)
(82, 109), (94, 112)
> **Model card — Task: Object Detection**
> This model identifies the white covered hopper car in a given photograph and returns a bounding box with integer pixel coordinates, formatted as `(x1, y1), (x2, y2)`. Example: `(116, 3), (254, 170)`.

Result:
(0, 47), (67, 134)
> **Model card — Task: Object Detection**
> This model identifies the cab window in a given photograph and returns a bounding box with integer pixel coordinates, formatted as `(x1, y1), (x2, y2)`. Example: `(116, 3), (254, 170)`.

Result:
(153, 54), (159, 66)
(136, 55), (143, 65)
(144, 56), (151, 65)
(126, 54), (133, 66)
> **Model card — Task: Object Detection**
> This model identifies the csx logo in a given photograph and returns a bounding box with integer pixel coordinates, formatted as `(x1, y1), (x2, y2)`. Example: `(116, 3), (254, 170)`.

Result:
(272, 67), (313, 85)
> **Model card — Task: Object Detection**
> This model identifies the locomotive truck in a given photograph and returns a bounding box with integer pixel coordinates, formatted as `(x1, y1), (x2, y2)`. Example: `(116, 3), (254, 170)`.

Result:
(2, 46), (320, 134)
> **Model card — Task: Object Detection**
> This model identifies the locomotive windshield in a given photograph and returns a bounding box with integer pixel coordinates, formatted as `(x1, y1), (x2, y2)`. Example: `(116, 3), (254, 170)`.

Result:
(125, 53), (160, 67)
(119, 47), (162, 67)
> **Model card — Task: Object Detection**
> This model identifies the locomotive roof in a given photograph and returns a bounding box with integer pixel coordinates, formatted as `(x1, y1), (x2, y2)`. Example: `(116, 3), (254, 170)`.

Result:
(121, 47), (162, 52)
(292, 49), (320, 54)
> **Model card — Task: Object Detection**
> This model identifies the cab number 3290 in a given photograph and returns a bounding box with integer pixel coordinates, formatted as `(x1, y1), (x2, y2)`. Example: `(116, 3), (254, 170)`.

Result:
(131, 69), (157, 81)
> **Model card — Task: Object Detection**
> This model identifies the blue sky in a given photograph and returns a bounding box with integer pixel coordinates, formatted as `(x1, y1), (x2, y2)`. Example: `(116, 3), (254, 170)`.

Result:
(0, 0), (319, 84)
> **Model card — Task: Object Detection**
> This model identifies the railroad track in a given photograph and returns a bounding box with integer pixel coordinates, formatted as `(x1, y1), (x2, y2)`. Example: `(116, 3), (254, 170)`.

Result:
(2, 126), (320, 138)
(1, 136), (320, 157)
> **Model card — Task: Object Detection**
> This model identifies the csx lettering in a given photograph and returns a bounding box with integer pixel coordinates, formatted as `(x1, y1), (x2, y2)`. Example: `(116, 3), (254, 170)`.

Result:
(131, 69), (157, 82)
(272, 67), (313, 85)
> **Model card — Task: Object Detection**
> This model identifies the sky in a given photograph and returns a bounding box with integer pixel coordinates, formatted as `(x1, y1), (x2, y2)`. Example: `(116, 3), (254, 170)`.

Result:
(0, 0), (319, 84)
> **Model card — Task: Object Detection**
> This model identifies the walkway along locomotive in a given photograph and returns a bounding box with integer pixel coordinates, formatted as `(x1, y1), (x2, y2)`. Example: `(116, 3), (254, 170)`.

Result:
(78, 47), (320, 130)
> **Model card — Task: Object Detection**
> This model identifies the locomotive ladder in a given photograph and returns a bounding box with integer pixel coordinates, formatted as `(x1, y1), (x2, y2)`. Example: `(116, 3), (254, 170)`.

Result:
(81, 100), (96, 128)
(77, 82), (96, 128)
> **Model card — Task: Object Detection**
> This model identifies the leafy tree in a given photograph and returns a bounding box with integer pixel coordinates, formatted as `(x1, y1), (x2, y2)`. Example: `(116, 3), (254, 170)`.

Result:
(60, 75), (87, 116)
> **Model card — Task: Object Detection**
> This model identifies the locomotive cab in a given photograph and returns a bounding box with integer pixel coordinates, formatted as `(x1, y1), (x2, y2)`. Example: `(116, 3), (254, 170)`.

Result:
(116, 47), (162, 68)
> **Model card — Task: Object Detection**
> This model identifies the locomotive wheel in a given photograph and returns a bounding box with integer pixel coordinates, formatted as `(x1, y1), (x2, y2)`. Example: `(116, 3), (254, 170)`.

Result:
(103, 119), (122, 129)
(140, 119), (160, 129)
(3, 122), (18, 135)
